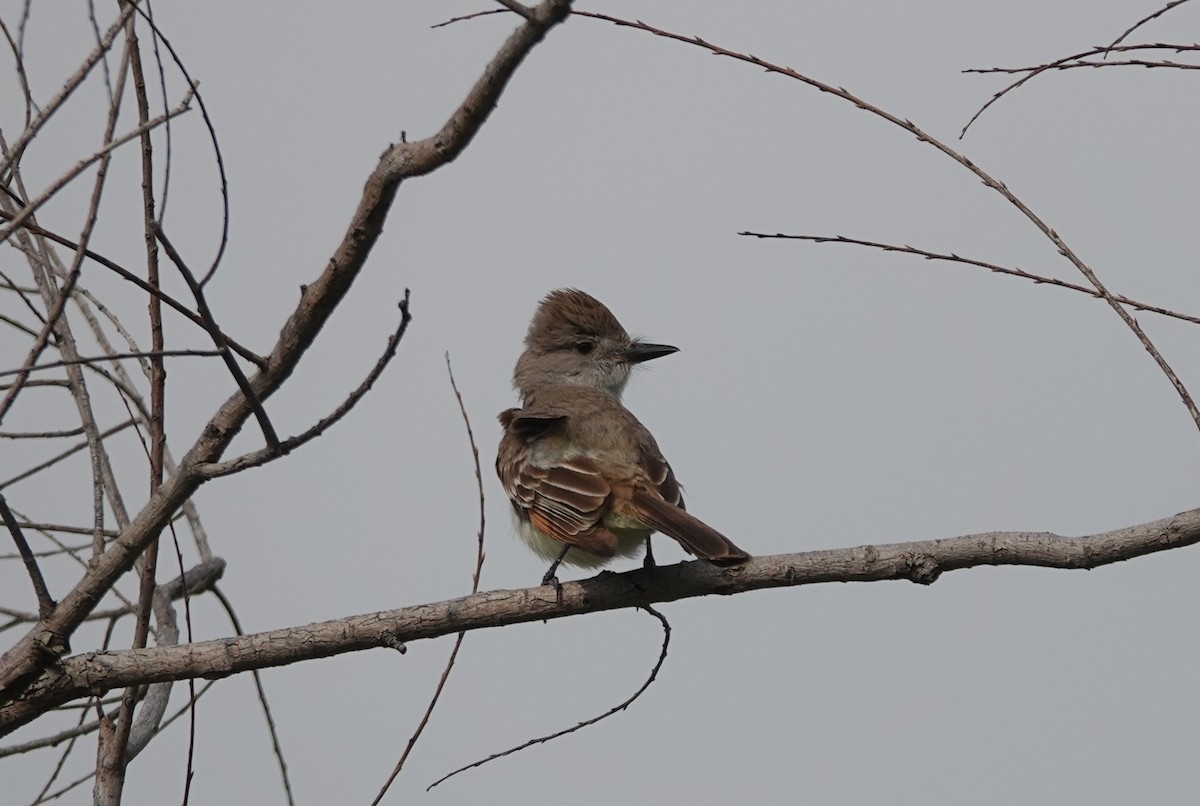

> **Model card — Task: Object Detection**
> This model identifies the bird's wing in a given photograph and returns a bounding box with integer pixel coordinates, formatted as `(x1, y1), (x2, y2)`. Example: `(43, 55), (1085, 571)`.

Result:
(627, 433), (751, 566)
(638, 440), (686, 510)
(497, 409), (619, 556)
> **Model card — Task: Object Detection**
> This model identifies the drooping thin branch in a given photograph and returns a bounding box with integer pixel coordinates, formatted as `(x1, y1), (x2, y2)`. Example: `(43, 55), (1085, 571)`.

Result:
(739, 232), (1200, 326)
(141, 2), (175, 225)
(369, 352), (487, 805)
(4, 504), (1198, 736)
(571, 11), (1200, 438)
(124, 0), (231, 285)
(210, 586), (293, 806)
(428, 606), (671, 791)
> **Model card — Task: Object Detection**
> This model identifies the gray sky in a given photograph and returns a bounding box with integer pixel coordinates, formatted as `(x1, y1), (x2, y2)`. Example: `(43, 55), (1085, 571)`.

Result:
(4, 1), (1200, 803)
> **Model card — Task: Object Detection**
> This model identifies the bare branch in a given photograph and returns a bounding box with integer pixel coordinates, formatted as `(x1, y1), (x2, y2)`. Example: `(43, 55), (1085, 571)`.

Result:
(0, 212), (264, 365)
(154, 225), (278, 448)
(432, 8), (508, 29)
(210, 586), (293, 806)
(969, 57), (1200, 74)
(369, 352), (487, 804)
(429, 605), (670, 790)
(962, 43), (1200, 136)
(0, 494), (55, 618)
(122, 0), (232, 284)
(4, 504), (1198, 736)
(0, 350), (223, 379)
(739, 232), (1200, 326)
(0, 2), (139, 180)
(0, 83), (194, 247)
(194, 293), (412, 478)
(572, 11), (1200, 438)
(1104, 0), (1193, 54)
(0, 0), (574, 718)
(0, 420), (136, 491)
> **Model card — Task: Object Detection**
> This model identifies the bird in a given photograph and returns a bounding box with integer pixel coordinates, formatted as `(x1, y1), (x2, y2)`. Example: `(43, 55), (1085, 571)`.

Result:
(496, 289), (750, 584)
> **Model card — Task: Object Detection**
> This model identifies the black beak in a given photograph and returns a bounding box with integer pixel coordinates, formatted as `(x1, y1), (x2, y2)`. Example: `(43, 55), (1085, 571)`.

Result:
(623, 341), (679, 364)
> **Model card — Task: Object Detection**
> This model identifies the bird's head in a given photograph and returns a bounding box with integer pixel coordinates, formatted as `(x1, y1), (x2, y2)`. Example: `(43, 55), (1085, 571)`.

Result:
(514, 289), (678, 401)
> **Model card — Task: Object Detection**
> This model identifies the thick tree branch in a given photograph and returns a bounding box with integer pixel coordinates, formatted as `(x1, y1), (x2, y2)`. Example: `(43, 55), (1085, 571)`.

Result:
(2, 505), (1196, 736)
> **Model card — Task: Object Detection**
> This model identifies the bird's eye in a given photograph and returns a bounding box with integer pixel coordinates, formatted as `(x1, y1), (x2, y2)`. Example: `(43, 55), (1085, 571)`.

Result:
(575, 341), (594, 354)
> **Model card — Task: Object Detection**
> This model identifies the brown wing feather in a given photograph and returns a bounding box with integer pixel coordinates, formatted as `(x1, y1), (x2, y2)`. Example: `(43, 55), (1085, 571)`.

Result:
(498, 416), (617, 557)
(627, 491), (750, 565)
(624, 419), (748, 565)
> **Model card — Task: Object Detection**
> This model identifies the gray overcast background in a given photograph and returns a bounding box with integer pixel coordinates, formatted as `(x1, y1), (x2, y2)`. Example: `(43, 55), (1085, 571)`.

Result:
(4, 1), (1200, 803)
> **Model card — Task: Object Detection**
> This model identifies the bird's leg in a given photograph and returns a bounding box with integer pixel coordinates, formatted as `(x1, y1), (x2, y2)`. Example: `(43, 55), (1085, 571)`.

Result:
(642, 537), (656, 573)
(542, 545), (571, 595)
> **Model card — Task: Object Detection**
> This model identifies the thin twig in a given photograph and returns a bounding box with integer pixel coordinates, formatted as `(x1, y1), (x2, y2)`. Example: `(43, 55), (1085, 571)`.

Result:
(104, 18), (167, 796)
(0, 419), (136, 491)
(155, 224), (278, 448)
(570, 11), (1200, 438)
(0, 1), (139, 181)
(0, 17), (35, 129)
(0, 209), (263, 365)
(0, 83), (194, 246)
(369, 352), (487, 805)
(194, 292), (413, 478)
(1104, 0), (1193, 55)
(0, 350), (223, 378)
(970, 57), (1200, 74)
(739, 232), (1200, 326)
(1, 426), (88, 439)
(123, 1), (231, 285)
(432, 7), (507, 28)
(0, 0), (573, 720)
(428, 606), (671, 791)
(3, 33), (137, 572)
(0, 493), (55, 617)
(211, 586), (294, 806)
(19, 680), (217, 804)
(961, 42), (1200, 136)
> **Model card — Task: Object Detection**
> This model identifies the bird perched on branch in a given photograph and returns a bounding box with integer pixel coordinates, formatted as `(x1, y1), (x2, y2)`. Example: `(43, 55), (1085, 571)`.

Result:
(497, 289), (750, 584)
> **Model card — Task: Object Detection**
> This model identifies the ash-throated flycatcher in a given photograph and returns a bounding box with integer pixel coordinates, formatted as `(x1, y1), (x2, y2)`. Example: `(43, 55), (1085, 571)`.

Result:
(497, 289), (750, 583)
